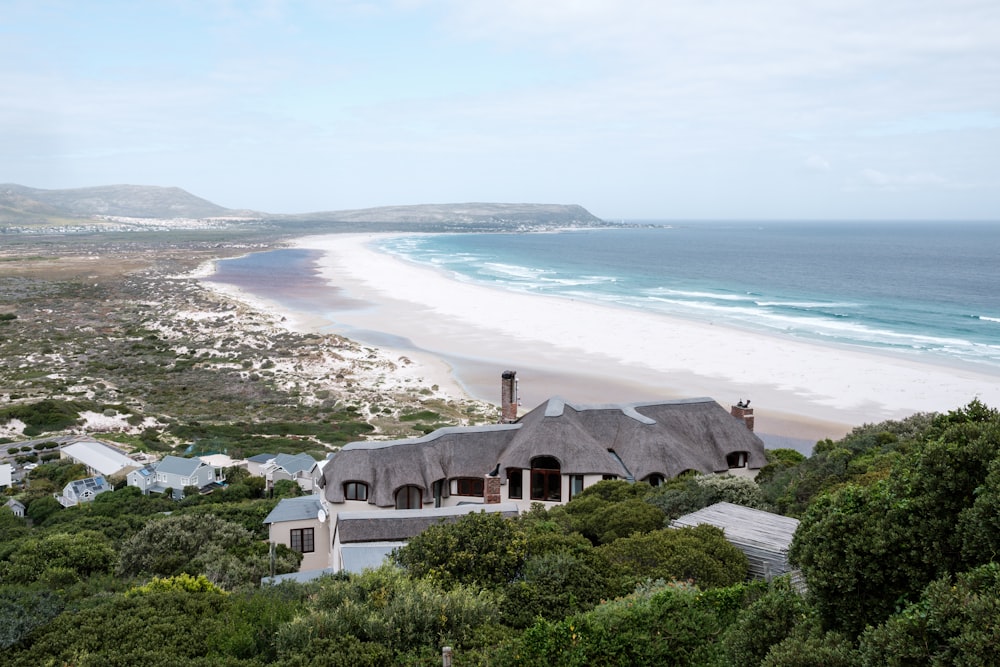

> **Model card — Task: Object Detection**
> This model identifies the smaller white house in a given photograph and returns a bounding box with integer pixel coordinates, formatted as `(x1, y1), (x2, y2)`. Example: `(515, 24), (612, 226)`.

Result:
(262, 453), (320, 492)
(246, 453), (278, 477)
(56, 476), (112, 507)
(5, 497), (25, 518)
(263, 495), (332, 574)
(126, 455), (225, 498)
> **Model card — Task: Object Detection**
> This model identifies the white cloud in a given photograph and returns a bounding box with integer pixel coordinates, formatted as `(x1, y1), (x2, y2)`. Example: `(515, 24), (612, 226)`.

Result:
(858, 168), (963, 191)
(804, 155), (831, 172)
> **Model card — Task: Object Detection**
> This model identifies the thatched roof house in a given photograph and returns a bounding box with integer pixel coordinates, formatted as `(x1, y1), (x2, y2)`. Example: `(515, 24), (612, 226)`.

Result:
(321, 392), (766, 511)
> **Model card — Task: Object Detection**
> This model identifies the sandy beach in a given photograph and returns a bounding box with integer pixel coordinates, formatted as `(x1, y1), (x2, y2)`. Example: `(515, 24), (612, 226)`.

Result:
(205, 233), (1000, 447)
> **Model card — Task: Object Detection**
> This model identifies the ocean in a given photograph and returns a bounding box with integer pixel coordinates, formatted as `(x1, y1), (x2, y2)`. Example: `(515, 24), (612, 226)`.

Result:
(208, 222), (1000, 374)
(368, 222), (1000, 372)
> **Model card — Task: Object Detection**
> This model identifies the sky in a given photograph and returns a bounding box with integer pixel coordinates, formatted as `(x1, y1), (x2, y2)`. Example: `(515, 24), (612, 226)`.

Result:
(2, 0), (999, 220)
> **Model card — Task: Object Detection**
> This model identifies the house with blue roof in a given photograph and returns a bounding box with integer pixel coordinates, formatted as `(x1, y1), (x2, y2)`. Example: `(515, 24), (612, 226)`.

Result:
(56, 475), (111, 507)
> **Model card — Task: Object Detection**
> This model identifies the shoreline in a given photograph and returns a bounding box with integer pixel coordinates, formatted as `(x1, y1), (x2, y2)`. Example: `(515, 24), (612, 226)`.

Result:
(199, 232), (1000, 448)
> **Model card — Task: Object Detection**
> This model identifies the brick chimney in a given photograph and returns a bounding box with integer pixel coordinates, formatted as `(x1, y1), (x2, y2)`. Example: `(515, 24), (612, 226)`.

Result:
(500, 370), (518, 423)
(731, 400), (755, 431)
(484, 474), (502, 504)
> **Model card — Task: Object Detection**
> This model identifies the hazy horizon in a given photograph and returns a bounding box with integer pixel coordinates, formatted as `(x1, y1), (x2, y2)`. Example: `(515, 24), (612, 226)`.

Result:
(3, 1), (998, 221)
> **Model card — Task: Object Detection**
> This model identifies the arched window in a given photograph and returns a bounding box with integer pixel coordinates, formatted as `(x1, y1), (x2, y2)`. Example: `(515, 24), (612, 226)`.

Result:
(530, 456), (561, 501)
(395, 485), (423, 509)
(343, 481), (368, 501)
(726, 451), (749, 469)
(644, 474), (665, 487)
(454, 477), (484, 497)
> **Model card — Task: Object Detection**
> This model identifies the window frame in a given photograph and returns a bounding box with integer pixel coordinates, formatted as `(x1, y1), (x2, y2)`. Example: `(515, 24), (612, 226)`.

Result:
(395, 485), (423, 510)
(726, 451), (749, 469)
(290, 527), (315, 554)
(344, 481), (369, 501)
(454, 477), (485, 497)
(530, 456), (562, 502)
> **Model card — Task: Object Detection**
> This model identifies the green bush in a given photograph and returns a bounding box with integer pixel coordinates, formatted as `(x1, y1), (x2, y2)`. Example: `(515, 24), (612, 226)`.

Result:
(597, 525), (748, 591)
(506, 581), (723, 666)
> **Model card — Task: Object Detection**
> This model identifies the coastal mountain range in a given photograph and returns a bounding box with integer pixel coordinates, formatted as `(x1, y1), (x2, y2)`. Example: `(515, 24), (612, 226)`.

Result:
(0, 183), (603, 231)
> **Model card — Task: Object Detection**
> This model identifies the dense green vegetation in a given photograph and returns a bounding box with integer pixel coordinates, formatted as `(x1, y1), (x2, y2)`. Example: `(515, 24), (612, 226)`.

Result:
(2, 400), (999, 665)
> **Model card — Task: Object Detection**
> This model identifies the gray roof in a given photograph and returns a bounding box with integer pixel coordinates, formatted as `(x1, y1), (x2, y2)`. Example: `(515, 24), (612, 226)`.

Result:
(328, 425), (519, 506)
(322, 396), (767, 507)
(336, 503), (520, 543)
(62, 440), (137, 477)
(271, 452), (318, 475)
(248, 453), (277, 463)
(669, 502), (801, 580)
(263, 495), (324, 524)
(155, 455), (206, 477)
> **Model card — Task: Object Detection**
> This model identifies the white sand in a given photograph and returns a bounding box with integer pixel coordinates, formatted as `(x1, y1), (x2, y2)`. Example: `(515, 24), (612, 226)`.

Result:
(224, 233), (1000, 443)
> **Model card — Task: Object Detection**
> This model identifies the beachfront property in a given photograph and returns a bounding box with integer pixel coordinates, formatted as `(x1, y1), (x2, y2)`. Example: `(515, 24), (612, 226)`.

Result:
(264, 371), (767, 578)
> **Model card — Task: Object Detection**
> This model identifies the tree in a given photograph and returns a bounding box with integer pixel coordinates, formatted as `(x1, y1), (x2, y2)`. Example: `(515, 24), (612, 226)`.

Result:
(504, 532), (615, 627)
(392, 510), (528, 590)
(857, 563), (1000, 666)
(597, 524), (748, 591)
(548, 480), (665, 545)
(0, 530), (116, 586)
(0, 586), (65, 649)
(648, 473), (771, 521)
(272, 479), (303, 498)
(790, 401), (1000, 637)
(720, 577), (810, 667)
(505, 580), (725, 666)
(276, 565), (499, 660)
(116, 513), (298, 589)
(24, 495), (62, 525)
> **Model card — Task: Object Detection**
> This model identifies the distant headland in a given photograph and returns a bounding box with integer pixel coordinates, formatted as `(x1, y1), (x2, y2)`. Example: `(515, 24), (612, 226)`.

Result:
(0, 183), (607, 233)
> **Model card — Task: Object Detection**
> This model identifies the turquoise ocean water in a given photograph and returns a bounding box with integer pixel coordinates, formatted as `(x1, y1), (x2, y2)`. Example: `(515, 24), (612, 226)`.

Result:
(373, 222), (1000, 372)
(210, 222), (1000, 373)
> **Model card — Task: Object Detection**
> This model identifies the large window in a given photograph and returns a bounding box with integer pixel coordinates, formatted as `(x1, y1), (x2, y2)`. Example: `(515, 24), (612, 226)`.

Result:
(644, 474), (665, 487)
(290, 527), (314, 554)
(726, 451), (749, 469)
(507, 468), (523, 499)
(395, 485), (423, 509)
(454, 477), (484, 497)
(344, 481), (368, 501)
(530, 456), (561, 502)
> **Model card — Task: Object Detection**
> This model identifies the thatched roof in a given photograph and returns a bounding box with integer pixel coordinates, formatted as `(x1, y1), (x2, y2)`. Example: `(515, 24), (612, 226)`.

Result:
(322, 396), (766, 507)
(325, 425), (518, 506)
